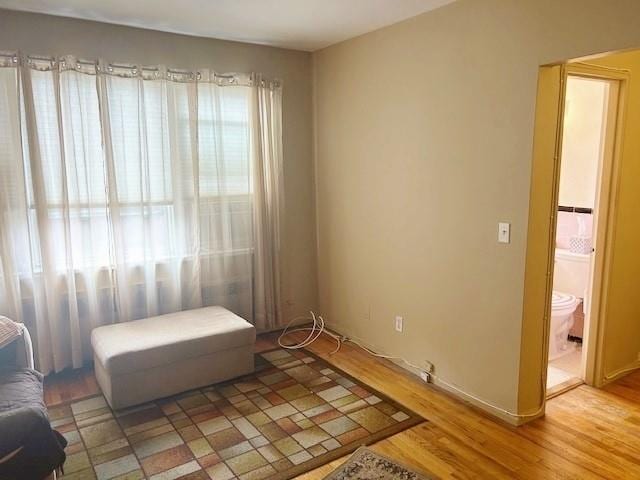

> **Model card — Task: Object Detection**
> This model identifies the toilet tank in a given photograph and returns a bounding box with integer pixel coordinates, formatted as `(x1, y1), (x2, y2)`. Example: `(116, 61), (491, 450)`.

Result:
(553, 248), (591, 298)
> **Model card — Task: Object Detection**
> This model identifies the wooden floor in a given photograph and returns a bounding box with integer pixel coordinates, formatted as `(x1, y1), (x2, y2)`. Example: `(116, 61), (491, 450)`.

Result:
(45, 332), (640, 479)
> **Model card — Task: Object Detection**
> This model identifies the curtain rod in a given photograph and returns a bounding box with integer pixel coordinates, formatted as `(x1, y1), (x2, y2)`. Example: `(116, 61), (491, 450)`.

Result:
(0, 51), (280, 87)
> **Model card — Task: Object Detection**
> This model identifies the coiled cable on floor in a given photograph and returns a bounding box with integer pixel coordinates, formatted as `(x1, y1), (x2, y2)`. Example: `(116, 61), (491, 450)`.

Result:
(278, 311), (342, 354)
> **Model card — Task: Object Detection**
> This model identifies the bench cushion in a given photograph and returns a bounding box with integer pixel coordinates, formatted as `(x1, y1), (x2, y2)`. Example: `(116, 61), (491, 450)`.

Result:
(91, 306), (255, 376)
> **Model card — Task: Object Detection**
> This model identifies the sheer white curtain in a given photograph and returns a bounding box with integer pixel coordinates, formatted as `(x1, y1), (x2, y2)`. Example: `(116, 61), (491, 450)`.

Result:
(251, 76), (283, 330)
(0, 54), (282, 374)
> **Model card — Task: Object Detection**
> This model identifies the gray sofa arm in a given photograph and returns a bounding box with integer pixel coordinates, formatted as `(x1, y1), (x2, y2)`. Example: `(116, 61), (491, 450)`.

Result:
(1, 324), (35, 370)
(14, 325), (35, 370)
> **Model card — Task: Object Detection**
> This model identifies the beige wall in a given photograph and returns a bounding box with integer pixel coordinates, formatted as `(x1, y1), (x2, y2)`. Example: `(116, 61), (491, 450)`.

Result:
(313, 0), (640, 419)
(0, 8), (318, 323)
(559, 77), (608, 209)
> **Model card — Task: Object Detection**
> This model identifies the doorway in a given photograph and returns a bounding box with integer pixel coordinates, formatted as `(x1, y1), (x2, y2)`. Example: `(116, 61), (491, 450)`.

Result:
(546, 71), (622, 396)
(521, 47), (640, 418)
(523, 61), (628, 402)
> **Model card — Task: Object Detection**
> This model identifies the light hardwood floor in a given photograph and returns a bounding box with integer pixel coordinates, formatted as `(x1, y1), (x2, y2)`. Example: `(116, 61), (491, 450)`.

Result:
(45, 332), (640, 479)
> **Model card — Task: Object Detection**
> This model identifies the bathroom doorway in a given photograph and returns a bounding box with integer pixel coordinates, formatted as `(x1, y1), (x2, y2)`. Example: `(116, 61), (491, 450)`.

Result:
(523, 50), (640, 414)
(544, 64), (626, 397)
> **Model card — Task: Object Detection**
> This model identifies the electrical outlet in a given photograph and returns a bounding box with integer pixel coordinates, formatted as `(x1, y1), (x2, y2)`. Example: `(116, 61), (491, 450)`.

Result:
(419, 371), (430, 383)
(394, 316), (403, 332)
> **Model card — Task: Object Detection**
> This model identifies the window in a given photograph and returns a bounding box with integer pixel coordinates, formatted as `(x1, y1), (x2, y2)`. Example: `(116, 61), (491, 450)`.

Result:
(15, 69), (253, 272)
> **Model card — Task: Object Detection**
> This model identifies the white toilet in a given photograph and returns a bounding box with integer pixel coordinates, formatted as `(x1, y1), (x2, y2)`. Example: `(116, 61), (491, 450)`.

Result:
(550, 248), (591, 360)
(549, 291), (578, 360)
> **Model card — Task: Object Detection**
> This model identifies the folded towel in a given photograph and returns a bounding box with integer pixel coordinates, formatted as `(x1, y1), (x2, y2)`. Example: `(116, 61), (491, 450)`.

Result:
(0, 316), (22, 350)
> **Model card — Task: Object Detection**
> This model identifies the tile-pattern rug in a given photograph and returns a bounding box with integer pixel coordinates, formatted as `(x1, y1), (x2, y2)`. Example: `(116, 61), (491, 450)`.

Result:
(51, 348), (423, 480)
(322, 447), (433, 479)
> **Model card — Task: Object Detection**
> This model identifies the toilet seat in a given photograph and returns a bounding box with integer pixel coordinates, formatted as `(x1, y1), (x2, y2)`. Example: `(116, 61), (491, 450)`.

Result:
(552, 291), (577, 311)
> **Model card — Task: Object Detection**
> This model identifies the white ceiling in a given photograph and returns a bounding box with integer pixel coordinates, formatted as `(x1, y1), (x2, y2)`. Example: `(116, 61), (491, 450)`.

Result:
(0, 0), (456, 51)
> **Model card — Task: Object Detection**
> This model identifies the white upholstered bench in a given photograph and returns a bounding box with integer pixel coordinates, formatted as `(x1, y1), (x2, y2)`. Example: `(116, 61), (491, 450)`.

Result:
(91, 306), (256, 409)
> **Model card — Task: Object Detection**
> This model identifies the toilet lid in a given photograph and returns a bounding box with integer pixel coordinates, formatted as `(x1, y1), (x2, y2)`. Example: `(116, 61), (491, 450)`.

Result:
(552, 291), (576, 308)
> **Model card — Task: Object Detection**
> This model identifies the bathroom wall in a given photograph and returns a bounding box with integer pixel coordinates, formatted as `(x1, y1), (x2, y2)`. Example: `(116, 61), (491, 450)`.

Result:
(558, 76), (608, 209)
(313, 0), (640, 422)
(556, 212), (593, 250)
(555, 75), (605, 256)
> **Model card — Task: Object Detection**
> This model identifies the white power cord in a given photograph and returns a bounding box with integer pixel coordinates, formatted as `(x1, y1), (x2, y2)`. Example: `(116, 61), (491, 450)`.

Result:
(278, 311), (343, 354)
(278, 311), (545, 420)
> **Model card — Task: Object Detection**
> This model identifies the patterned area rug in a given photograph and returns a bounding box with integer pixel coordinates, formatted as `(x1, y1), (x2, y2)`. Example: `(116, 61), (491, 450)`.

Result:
(51, 348), (423, 480)
(323, 447), (433, 479)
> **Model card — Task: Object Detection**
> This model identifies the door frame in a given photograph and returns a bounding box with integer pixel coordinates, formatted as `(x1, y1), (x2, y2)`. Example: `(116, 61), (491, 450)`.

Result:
(568, 64), (628, 386)
(518, 61), (628, 414)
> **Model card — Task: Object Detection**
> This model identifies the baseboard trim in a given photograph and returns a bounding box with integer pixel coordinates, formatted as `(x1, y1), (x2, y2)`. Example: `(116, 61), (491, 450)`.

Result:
(324, 322), (531, 427)
(602, 360), (640, 385)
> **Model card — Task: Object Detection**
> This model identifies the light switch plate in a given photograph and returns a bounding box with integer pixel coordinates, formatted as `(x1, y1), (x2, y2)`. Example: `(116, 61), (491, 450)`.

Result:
(498, 222), (510, 243)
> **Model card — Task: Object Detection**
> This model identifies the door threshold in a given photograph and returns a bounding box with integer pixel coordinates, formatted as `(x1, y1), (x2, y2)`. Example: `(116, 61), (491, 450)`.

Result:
(546, 376), (583, 399)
